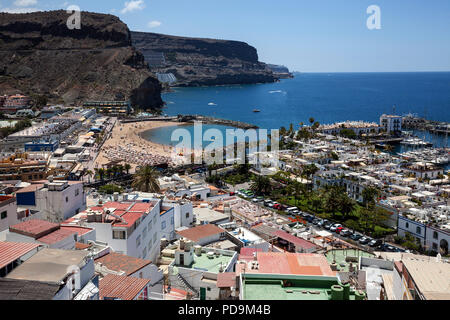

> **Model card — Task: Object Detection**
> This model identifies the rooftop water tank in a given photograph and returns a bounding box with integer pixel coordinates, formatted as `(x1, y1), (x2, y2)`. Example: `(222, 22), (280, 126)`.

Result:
(331, 285), (344, 300)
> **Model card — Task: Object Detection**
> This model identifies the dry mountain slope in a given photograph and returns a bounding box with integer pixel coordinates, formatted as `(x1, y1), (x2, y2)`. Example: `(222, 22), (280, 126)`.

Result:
(0, 10), (163, 109)
(131, 31), (278, 86)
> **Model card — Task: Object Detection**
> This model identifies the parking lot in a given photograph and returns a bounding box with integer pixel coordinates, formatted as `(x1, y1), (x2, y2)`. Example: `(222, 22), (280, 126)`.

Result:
(234, 189), (408, 253)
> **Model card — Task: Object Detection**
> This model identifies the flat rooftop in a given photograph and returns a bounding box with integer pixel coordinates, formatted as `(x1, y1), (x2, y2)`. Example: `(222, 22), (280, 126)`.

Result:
(325, 249), (374, 272)
(176, 251), (234, 273)
(6, 248), (89, 284)
(242, 274), (360, 301)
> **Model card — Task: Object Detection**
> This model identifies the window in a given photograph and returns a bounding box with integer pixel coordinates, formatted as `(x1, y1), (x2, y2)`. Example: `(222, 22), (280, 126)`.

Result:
(153, 233), (157, 244)
(75, 189), (79, 197)
(433, 231), (438, 240)
(161, 221), (166, 230)
(432, 243), (438, 250)
(186, 212), (190, 219)
(112, 230), (126, 239)
(416, 226), (421, 234)
(148, 239), (153, 248)
(171, 217), (174, 225)
(66, 196), (69, 203)
(153, 216), (157, 225)
(142, 248), (146, 259)
(148, 220), (152, 231)
(1, 211), (7, 220)
(143, 227), (147, 238)
(136, 235), (141, 247)
(405, 222), (409, 229)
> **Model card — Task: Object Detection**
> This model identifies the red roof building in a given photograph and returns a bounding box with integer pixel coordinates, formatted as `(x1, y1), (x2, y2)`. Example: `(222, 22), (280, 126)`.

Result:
(99, 274), (150, 300)
(95, 252), (152, 276)
(176, 224), (225, 244)
(235, 252), (335, 277)
(9, 220), (59, 239)
(0, 242), (41, 271)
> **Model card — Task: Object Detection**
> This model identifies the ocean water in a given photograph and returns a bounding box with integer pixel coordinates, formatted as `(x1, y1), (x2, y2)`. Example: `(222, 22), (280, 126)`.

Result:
(147, 72), (450, 149)
(162, 72), (450, 129)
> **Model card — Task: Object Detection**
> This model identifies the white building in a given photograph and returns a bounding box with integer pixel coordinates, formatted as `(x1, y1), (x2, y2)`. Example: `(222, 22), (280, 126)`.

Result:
(63, 200), (162, 262)
(380, 114), (402, 134)
(0, 195), (19, 233)
(15, 180), (86, 223)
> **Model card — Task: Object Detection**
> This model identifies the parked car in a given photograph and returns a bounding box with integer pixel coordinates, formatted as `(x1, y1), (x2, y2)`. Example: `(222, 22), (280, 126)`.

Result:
(359, 237), (371, 245)
(380, 244), (396, 252)
(340, 229), (352, 237)
(312, 219), (320, 225)
(317, 219), (326, 227)
(252, 196), (264, 203)
(264, 200), (273, 207)
(273, 204), (282, 210)
(350, 233), (363, 241)
(324, 222), (332, 230)
(292, 210), (300, 215)
(330, 224), (342, 232)
(369, 239), (383, 248)
(335, 226), (344, 234)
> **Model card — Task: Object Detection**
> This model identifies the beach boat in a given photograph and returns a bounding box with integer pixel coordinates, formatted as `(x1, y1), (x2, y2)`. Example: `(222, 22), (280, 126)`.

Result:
(253, 109), (261, 113)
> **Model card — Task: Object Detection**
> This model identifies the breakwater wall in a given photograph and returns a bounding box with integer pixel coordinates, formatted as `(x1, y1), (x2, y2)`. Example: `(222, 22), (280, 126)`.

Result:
(121, 115), (258, 129)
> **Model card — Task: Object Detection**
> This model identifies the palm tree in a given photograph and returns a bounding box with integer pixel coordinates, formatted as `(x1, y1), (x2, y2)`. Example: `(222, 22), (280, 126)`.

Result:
(309, 117), (315, 125)
(132, 166), (161, 193)
(124, 163), (131, 175)
(98, 168), (105, 181)
(85, 170), (94, 183)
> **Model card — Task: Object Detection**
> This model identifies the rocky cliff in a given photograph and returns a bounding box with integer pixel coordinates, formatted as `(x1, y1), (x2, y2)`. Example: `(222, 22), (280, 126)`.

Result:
(0, 10), (163, 109)
(131, 31), (277, 87)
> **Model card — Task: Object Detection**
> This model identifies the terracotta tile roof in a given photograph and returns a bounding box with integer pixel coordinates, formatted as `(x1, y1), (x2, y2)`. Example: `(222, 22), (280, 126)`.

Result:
(37, 229), (77, 245)
(176, 224), (224, 242)
(9, 220), (59, 239)
(217, 272), (236, 288)
(113, 211), (144, 228)
(75, 242), (92, 250)
(95, 252), (151, 275)
(273, 230), (318, 250)
(99, 274), (149, 300)
(129, 202), (152, 212)
(0, 242), (41, 269)
(60, 225), (93, 236)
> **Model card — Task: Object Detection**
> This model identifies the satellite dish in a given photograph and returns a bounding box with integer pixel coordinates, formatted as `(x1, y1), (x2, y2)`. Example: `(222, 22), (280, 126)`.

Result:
(171, 266), (179, 276)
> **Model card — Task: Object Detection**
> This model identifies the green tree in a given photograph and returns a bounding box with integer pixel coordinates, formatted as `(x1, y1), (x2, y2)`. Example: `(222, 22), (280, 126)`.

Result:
(99, 184), (123, 195)
(362, 187), (380, 209)
(250, 175), (271, 196)
(132, 166), (161, 193)
(124, 163), (131, 175)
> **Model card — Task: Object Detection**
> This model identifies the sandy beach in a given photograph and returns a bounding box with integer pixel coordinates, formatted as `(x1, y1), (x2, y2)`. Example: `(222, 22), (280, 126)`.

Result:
(95, 120), (182, 172)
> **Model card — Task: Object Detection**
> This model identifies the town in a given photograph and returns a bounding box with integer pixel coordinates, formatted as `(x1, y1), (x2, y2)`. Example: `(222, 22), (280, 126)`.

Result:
(0, 93), (449, 301)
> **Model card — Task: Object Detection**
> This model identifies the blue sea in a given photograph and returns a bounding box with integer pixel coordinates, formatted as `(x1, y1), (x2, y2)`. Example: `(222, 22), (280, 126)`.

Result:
(146, 72), (450, 148)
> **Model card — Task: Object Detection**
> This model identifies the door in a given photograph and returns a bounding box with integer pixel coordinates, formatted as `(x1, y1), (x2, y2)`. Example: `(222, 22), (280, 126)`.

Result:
(200, 287), (206, 300)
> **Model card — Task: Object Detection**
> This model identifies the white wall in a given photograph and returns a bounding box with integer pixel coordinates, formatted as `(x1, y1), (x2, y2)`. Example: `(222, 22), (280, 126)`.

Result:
(36, 183), (86, 223)
(0, 199), (18, 233)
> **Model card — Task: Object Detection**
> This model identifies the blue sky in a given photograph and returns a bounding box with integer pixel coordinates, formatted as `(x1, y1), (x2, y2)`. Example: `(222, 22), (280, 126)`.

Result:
(1, 0), (450, 72)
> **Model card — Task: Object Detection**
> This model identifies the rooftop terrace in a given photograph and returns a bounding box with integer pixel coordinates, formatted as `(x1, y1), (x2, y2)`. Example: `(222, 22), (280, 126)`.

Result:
(325, 249), (375, 272)
(175, 251), (234, 273)
(241, 274), (364, 300)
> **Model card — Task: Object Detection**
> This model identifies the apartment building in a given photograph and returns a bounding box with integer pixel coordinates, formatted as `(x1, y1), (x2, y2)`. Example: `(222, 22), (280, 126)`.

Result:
(63, 200), (162, 262)
(15, 180), (86, 222)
